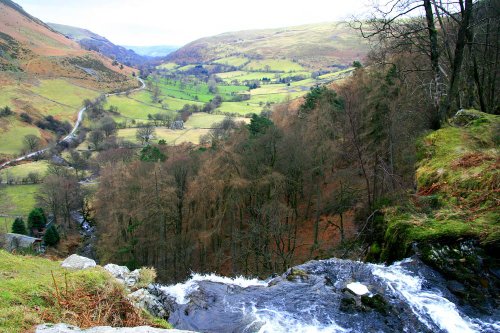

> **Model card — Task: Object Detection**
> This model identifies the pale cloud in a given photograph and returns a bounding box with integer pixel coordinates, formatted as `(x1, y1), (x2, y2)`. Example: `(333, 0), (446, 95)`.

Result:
(15, 0), (368, 46)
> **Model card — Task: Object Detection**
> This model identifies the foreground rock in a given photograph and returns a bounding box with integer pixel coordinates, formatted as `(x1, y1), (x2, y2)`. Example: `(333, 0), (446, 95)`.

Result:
(36, 323), (196, 333)
(61, 254), (96, 269)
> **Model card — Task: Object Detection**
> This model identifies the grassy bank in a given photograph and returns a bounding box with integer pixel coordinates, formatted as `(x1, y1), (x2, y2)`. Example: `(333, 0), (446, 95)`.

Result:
(0, 251), (170, 332)
(379, 110), (499, 261)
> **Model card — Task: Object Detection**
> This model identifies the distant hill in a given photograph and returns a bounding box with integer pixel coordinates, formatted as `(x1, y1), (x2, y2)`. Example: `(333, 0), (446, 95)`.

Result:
(122, 45), (178, 57)
(166, 22), (368, 71)
(48, 23), (151, 67)
(0, 0), (138, 158)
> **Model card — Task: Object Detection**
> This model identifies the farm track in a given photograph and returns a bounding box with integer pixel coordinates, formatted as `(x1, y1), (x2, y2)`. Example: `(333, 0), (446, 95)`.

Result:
(0, 78), (145, 169)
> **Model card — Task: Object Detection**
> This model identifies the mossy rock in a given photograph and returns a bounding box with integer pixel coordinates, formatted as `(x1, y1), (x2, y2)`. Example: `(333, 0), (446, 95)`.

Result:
(361, 294), (389, 315)
(451, 109), (484, 127)
(286, 268), (309, 281)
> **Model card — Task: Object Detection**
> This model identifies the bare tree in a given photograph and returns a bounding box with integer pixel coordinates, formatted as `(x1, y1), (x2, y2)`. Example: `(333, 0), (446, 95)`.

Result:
(136, 125), (156, 145)
(23, 134), (40, 152)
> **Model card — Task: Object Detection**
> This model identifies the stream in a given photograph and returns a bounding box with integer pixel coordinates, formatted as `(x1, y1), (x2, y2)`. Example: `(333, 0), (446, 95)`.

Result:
(149, 257), (500, 333)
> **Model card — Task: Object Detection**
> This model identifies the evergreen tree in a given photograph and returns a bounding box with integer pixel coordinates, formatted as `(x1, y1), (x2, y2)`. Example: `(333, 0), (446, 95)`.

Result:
(43, 225), (60, 246)
(28, 208), (47, 232)
(11, 217), (27, 235)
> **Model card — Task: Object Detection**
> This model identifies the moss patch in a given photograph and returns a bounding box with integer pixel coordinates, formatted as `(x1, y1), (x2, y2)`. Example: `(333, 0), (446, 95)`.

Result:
(381, 111), (500, 261)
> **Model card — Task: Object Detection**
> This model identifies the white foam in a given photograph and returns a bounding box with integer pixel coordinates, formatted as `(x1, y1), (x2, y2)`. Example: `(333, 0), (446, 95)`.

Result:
(372, 261), (480, 333)
(245, 305), (347, 333)
(159, 273), (268, 304)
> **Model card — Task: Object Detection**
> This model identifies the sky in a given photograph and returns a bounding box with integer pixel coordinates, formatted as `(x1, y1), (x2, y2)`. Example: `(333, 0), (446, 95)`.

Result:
(15, 0), (368, 46)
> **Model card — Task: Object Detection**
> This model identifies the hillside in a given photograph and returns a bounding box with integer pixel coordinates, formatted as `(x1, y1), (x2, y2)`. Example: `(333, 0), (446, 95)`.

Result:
(0, 0), (138, 159)
(48, 23), (152, 67)
(166, 22), (368, 71)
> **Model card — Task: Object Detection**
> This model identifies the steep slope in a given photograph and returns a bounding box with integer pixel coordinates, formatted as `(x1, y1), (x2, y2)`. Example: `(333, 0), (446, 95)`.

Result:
(0, 0), (138, 159)
(48, 23), (152, 66)
(166, 22), (368, 70)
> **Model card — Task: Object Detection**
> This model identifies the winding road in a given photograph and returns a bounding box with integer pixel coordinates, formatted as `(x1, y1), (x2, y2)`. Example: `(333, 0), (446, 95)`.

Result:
(0, 78), (145, 169)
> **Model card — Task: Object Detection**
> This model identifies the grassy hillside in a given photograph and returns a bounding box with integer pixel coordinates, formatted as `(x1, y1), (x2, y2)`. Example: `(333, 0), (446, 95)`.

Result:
(0, 0), (139, 159)
(48, 23), (150, 66)
(0, 251), (169, 332)
(167, 22), (368, 71)
(379, 110), (500, 261)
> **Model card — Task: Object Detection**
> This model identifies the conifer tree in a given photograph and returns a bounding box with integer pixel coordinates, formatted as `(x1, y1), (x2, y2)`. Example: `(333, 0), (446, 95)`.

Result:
(11, 218), (27, 235)
(43, 225), (60, 246)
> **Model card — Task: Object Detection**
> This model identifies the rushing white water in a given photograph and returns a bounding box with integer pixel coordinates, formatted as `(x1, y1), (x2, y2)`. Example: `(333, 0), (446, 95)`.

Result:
(159, 258), (500, 333)
(372, 259), (482, 333)
(243, 305), (348, 333)
(159, 273), (268, 304)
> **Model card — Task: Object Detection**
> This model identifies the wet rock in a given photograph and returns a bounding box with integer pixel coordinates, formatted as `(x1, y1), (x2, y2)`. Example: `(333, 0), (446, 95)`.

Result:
(61, 254), (96, 270)
(339, 296), (360, 313)
(447, 280), (466, 296)
(35, 323), (196, 332)
(361, 294), (389, 315)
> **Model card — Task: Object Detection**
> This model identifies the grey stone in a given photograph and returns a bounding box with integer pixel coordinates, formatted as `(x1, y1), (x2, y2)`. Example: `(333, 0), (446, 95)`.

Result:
(104, 264), (130, 280)
(128, 289), (168, 319)
(35, 323), (196, 332)
(61, 254), (96, 270)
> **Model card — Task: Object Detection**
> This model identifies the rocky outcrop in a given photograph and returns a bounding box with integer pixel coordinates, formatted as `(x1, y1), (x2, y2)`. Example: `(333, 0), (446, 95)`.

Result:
(61, 254), (96, 270)
(35, 323), (196, 333)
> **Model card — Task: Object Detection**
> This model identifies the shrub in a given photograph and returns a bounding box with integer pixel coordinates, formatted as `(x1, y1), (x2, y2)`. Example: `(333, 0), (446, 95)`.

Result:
(20, 112), (32, 123)
(137, 267), (157, 288)
(0, 106), (13, 117)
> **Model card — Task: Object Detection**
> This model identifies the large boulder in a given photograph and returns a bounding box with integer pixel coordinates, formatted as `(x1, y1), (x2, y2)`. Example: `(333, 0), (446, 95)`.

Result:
(104, 263), (130, 280)
(35, 323), (196, 332)
(61, 254), (96, 270)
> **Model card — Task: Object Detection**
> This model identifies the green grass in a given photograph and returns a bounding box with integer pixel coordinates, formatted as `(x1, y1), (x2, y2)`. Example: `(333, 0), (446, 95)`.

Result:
(0, 118), (42, 156)
(116, 127), (210, 145)
(0, 251), (171, 332)
(213, 56), (249, 67)
(185, 113), (249, 129)
(0, 161), (49, 182)
(242, 59), (304, 72)
(380, 111), (500, 261)
(105, 94), (174, 121)
(0, 184), (40, 232)
(154, 78), (248, 103)
(156, 62), (179, 70)
(32, 79), (100, 109)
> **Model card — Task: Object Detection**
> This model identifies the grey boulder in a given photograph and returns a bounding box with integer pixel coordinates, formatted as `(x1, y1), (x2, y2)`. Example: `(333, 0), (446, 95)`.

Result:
(61, 254), (96, 270)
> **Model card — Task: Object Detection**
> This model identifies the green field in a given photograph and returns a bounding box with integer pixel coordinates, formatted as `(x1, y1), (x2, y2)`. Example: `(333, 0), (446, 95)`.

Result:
(153, 78), (248, 103)
(116, 127), (210, 145)
(157, 62), (180, 70)
(32, 79), (100, 108)
(185, 113), (249, 128)
(0, 184), (40, 232)
(0, 161), (49, 182)
(0, 118), (42, 156)
(243, 59), (304, 72)
(213, 56), (249, 67)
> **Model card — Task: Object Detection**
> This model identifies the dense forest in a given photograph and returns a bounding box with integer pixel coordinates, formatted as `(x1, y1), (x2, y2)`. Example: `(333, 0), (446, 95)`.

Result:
(31, 0), (499, 283)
